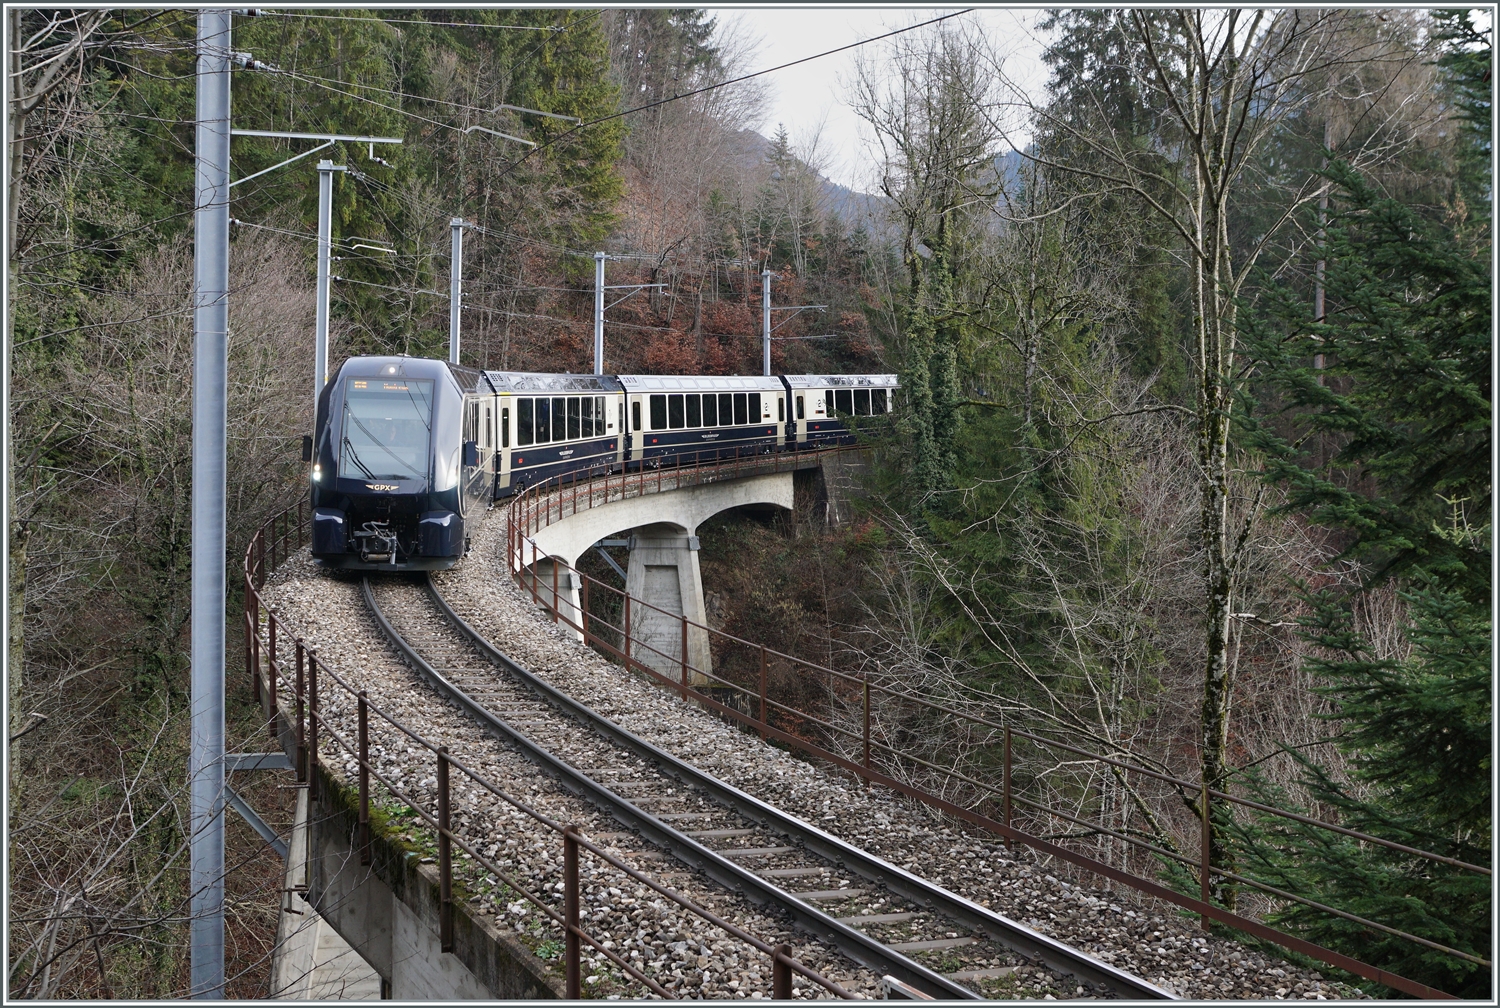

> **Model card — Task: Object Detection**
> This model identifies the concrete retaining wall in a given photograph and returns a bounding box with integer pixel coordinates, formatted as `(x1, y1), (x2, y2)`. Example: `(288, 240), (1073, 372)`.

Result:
(267, 698), (564, 999)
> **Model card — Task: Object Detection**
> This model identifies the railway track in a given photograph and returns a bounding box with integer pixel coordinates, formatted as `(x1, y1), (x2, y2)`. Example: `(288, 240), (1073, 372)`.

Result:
(362, 572), (1172, 1001)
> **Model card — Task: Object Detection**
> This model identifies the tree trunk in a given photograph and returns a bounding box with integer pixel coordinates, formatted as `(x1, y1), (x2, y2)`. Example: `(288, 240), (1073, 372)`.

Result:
(8, 7), (26, 740)
(1196, 182), (1239, 913)
(1023, 267), (1038, 426)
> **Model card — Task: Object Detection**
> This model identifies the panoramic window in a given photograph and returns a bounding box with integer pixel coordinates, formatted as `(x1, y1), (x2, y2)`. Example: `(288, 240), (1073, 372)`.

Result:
(835, 388), (853, 415)
(668, 393), (685, 429)
(535, 397), (552, 443)
(854, 388), (871, 415)
(703, 392), (718, 427)
(749, 392), (762, 422)
(686, 393), (702, 428)
(719, 392), (734, 426)
(517, 399), (533, 445)
(338, 378), (433, 481)
(733, 392), (748, 426)
(649, 394), (665, 430)
(567, 397), (581, 440)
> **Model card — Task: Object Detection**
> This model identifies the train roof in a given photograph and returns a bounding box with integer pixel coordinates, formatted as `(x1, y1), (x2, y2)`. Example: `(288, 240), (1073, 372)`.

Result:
(483, 371), (623, 394)
(616, 374), (783, 392)
(336, 354), (484, 391)
(781, 373), (900, 389)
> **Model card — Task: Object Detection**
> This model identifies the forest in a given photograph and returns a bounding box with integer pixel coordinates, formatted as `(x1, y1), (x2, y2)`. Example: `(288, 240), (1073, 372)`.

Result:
(6, 7), (1490, 999)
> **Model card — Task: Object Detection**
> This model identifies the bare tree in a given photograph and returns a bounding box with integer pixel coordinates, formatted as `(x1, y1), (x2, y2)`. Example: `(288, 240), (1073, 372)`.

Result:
(850, 22), (1001, 281)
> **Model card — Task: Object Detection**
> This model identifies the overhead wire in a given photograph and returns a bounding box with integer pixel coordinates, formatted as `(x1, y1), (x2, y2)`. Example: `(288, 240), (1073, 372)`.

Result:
(254, 9), (972, 186)
(248, 12), (599, 143)
(493, 9), (975, 181)
(257, 11), (561, 32)
(250, 64), (556, 121)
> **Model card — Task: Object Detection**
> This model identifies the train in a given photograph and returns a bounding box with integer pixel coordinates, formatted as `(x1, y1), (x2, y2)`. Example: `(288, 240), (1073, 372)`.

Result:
(306, 355), (898, 571)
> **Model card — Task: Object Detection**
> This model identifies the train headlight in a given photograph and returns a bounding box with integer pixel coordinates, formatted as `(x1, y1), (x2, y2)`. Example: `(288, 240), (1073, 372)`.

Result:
(312, 464), (322, 482)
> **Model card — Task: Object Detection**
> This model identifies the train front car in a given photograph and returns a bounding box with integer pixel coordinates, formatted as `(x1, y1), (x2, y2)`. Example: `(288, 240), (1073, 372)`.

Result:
(309, 355), (486, 570)
(782, 374), (899, 448)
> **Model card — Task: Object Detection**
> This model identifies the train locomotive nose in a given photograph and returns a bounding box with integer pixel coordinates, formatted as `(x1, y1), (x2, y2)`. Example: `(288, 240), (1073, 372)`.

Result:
(418, 510), (463, 558)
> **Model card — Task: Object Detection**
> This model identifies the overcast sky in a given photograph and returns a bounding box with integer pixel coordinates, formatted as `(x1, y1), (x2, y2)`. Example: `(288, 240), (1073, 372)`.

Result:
(703, 6), (1051, 191)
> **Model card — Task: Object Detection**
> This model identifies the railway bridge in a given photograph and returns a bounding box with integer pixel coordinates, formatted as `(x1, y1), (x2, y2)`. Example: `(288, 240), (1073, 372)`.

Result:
(518, 450), (863, 685)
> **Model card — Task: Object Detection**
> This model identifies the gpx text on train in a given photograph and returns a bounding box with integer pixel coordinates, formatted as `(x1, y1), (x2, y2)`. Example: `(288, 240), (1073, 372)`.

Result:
(306, 355), (897, 572)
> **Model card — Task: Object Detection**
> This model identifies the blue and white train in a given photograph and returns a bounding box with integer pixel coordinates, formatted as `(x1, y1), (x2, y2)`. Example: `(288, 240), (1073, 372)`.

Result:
(306, 355), (897, 570)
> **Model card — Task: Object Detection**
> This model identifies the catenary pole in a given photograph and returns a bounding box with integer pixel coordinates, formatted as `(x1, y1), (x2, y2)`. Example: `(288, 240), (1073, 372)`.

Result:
(449, 217), (465, 364)
(761, 268), (772, 376)
(190, 8), (230, 998)
(593, 252), (606, 375)
(314, 159), (344, 415)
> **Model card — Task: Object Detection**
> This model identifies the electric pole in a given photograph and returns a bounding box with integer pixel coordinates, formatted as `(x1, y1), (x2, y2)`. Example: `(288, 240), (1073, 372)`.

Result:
(593, 252), (606, 375)
(449, 218), (466, 365)
(314, 159), (345, 415)
(761, 268), (772, 376)
(190, 8), (230, 998)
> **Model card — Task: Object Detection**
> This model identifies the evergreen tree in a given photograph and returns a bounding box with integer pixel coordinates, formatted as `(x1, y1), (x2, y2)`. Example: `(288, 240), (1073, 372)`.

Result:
(1238, 161), (1491, 997)
(1431, 9), (1492, 225)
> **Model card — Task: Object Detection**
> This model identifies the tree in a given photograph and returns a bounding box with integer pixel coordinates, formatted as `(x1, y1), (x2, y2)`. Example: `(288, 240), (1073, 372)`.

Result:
(1238, 162), (1491, 996)
(850, 23), (999, 495)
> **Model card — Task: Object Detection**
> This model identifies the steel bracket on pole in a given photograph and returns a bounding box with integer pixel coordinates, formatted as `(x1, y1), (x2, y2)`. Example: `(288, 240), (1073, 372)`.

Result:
(225, 752), (294, 772)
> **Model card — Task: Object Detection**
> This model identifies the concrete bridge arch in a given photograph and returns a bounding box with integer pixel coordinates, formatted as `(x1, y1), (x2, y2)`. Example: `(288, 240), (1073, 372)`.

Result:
(521, 471), (795, 683)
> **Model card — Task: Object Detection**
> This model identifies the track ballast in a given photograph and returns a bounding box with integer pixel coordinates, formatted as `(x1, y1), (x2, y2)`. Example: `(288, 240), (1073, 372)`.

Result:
(361, 572), (1169, 1000)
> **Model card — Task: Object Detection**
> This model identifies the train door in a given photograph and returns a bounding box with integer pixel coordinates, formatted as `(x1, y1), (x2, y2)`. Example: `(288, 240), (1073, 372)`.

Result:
(609, 393), (625, 472)
(497, 396), (513, 493)
(627, 394), (644, 464)
(461, 398), (477, 513)
(479, 396), (495, 499)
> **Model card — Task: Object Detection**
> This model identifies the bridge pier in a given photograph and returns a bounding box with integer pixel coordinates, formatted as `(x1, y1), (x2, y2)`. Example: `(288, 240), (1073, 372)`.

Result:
(623, 525), (712, 686)
(526, 559), (582, 641)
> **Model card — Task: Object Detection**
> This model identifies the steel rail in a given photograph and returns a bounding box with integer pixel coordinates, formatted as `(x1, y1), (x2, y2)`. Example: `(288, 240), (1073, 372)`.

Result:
(505, 462), (1484, 999)
(243, 505), (835, 999)
(360, 576), (980, 1000)
(423, 576), (1176, 1000)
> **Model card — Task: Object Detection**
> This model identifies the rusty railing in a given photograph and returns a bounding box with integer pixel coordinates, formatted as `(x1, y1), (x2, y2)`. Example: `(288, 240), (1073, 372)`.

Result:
(506, 454), (1488, 1001)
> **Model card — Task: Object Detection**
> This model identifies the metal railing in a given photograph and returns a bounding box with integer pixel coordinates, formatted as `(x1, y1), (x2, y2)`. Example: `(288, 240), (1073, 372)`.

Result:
(243, 499), (855, 1000)
(506, 456), (1489, 1001)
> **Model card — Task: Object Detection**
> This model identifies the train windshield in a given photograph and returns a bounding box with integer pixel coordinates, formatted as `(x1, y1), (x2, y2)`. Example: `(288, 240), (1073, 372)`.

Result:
(338, 378), (434, 481)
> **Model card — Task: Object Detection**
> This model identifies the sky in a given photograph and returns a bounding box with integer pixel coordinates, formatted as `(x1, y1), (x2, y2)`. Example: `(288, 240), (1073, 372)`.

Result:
(703, 6), (1051, 192)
